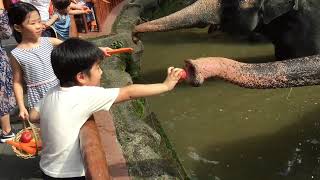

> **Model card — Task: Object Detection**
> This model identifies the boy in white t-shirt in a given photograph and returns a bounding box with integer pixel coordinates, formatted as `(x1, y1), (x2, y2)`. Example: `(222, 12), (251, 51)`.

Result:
(28, 38), (184, 179)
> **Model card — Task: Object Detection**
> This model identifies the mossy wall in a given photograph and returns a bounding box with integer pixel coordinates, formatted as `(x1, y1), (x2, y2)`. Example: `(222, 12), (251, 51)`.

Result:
(90, 1), (189, 179)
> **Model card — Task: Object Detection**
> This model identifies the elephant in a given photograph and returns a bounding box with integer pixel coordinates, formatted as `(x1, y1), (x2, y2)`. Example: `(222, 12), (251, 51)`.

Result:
(134, 0), (320, 61)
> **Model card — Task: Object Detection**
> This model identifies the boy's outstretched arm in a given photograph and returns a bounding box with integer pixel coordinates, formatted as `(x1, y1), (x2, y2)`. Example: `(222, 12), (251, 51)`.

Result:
(115, 67), (183, 103)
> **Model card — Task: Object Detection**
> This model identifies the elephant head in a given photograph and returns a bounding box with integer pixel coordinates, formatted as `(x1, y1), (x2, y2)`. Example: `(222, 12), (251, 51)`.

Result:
(134, 0), (300, 34)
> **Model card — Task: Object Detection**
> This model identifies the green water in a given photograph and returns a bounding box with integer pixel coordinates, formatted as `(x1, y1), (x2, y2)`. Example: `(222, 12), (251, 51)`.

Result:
(140, 29), (320, 180)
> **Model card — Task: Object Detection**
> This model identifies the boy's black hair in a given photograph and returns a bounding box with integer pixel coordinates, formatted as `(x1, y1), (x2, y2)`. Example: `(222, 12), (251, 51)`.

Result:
(7, 2), (39, 43)
(51, 38), (105, 87)
(52, 0), (71, 11)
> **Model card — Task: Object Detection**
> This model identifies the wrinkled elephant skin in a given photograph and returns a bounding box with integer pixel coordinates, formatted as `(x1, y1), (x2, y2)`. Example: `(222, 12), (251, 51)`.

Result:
(184, 55), (320, 88)
(135, 0), (320, 60)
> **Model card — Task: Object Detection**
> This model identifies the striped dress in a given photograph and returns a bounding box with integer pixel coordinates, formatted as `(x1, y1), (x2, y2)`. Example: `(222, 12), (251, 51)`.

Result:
(11, 37), (59, 108)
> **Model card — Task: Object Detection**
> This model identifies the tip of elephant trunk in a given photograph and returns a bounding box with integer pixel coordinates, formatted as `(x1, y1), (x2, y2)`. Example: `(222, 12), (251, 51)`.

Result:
(184, 59), (205, 86)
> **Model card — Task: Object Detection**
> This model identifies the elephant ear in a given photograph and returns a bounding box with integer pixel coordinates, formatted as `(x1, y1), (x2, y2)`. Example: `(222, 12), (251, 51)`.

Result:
(261, 0), (298, 24)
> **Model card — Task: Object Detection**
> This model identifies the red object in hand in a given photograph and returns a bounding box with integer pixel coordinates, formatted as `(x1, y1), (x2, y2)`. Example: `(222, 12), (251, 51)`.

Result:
(179, 69), (187, 80)
(20, 131), (33, 143)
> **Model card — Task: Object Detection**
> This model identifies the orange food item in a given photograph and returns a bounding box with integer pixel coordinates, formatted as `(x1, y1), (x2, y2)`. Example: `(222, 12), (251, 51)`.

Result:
(6, 140), (37, 155)
(21, 139), (42, 149)
(105, 48), (133, 56)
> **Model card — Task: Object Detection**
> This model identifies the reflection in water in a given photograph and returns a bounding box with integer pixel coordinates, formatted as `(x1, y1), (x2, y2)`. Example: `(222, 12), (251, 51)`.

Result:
(278, 143), (303, 177)
(187, 146), (220, 164)
(139, 29), (320, 179)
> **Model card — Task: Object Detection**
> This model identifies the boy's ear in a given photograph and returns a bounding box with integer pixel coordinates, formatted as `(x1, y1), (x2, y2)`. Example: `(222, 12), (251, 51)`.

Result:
(13, 24), (22, 32)
(75, 72), (87, 85)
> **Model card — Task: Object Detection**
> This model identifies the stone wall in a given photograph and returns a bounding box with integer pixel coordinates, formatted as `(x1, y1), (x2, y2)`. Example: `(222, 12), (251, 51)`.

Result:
(91, 1), (188, 179)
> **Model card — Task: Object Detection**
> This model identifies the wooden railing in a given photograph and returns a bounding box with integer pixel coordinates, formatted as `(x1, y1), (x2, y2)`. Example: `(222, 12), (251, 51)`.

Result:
(71, 0), (124, 37)
(4, 0), (123, 38)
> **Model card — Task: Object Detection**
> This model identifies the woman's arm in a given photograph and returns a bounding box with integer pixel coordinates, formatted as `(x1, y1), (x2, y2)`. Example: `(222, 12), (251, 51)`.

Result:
(0, 0), (12, 40)
(9, 55), (29, 120)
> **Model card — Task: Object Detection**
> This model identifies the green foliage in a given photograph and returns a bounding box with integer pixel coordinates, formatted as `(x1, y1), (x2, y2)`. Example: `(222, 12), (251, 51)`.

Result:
(132, 98), (146, 118)
(110, 41), (124, 49)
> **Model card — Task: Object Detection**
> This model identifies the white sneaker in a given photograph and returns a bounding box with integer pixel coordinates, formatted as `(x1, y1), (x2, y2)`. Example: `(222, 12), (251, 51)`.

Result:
(0, 130), (15, 143)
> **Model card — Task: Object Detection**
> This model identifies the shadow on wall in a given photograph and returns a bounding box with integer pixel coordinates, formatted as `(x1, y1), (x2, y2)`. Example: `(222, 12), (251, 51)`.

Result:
(193, 106), (320, 180)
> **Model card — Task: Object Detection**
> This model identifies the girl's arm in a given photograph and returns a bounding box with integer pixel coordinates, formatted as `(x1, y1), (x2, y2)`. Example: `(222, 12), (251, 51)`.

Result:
(44, 14), (59, 27)
(49, 37), (63, 46)
(99, 47), (112, 57)
(9, 55), (29, 120)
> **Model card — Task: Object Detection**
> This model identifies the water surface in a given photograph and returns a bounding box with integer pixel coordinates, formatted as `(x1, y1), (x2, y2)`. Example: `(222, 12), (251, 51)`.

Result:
(140, 29), (320, 180)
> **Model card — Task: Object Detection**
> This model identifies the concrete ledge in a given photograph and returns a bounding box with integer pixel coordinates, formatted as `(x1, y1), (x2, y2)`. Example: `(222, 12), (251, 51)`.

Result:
(94, 111), (130, 180)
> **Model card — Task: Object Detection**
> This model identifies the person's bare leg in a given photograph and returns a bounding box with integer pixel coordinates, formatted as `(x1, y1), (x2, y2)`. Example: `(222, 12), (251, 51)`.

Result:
(1, 114), (12, 134)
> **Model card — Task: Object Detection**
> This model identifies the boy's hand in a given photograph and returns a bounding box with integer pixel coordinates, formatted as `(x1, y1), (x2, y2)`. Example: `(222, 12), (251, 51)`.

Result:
(19, 107), (29, 121)
(163, 67), (184, 90)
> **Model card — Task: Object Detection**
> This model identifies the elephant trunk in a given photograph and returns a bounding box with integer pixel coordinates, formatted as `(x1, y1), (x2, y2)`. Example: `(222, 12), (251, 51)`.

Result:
(184, 57), (286, 88)
(184, 55), (320, 89)
(135, 0), (222, 33)
(184, 58), (223, 86)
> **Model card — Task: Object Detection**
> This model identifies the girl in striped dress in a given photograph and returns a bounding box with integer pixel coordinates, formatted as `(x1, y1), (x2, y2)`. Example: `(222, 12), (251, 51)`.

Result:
(8, 2), (63, 120)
